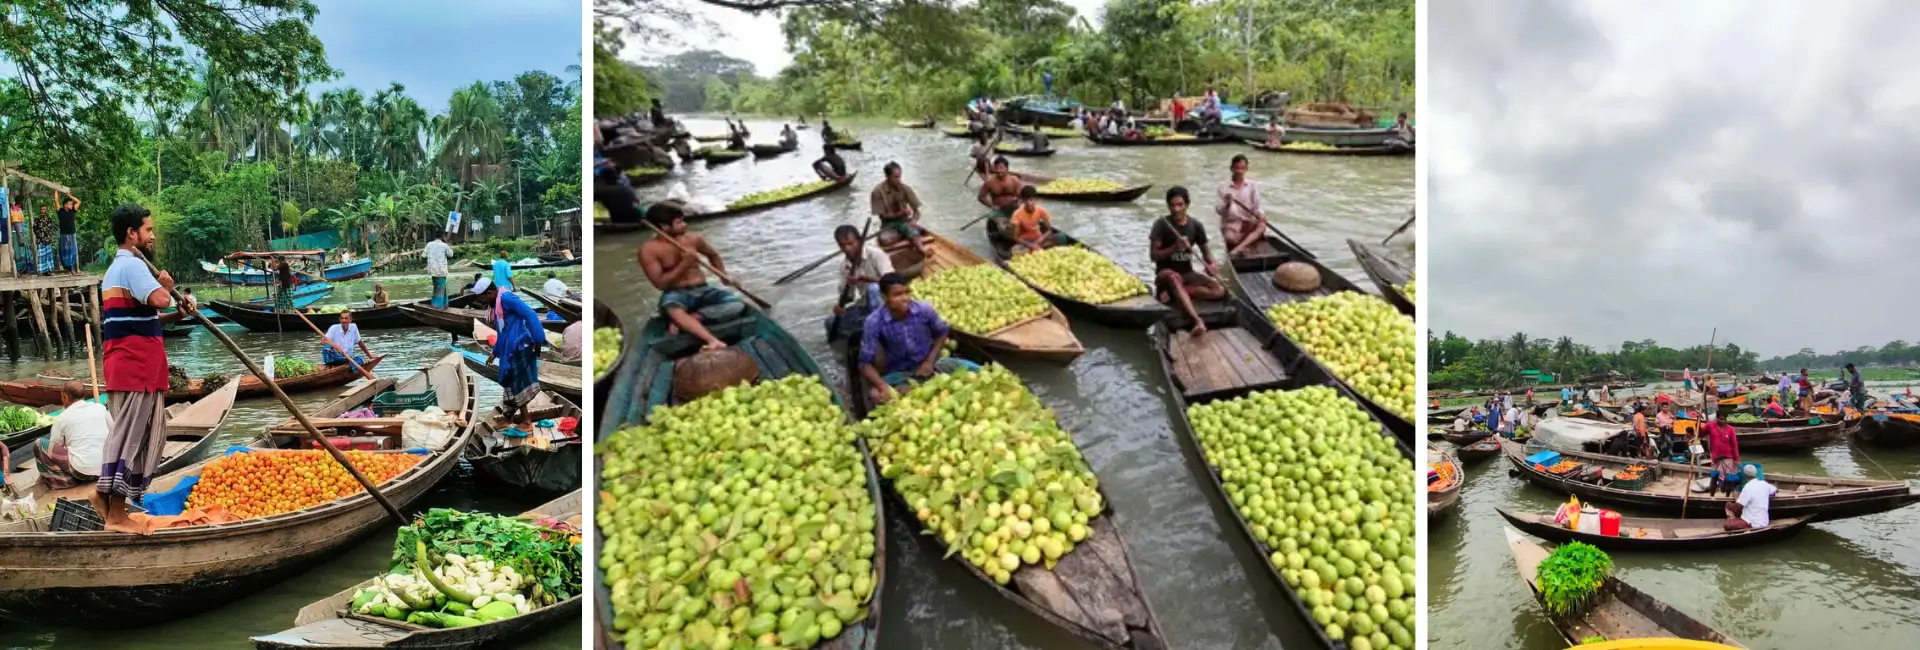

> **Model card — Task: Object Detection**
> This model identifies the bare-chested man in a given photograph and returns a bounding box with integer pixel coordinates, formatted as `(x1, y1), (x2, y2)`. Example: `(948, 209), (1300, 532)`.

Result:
(637, 203), (738, 350)
(977, 156), (1024, 216)
(870, 162), (928, 255)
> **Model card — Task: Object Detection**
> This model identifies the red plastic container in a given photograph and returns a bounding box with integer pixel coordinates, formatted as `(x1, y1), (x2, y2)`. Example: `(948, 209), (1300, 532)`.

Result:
(1599, 510), (1622, 536)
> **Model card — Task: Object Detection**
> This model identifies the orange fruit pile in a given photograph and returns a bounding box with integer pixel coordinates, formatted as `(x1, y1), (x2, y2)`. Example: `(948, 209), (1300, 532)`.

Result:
(185, 450), (425, 519)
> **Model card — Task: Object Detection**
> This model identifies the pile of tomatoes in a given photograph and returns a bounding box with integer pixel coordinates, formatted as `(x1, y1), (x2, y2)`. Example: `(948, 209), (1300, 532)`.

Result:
(185, 450), (424, 519)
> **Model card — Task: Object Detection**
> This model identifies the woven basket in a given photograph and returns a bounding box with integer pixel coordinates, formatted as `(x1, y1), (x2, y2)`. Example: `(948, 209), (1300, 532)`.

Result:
(1272, 261), (1322, 292)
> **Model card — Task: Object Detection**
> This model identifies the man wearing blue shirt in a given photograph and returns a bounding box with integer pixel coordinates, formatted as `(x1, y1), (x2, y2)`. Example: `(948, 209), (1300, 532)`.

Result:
(858, 273), (979, 405)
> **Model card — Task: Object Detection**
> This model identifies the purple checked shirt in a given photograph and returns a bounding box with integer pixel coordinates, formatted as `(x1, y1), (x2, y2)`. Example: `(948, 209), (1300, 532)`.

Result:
(860, 301), (949, 375)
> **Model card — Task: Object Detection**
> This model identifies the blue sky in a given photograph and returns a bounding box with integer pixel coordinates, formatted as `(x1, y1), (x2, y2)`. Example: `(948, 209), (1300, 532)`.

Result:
(309, 0), (581, 111)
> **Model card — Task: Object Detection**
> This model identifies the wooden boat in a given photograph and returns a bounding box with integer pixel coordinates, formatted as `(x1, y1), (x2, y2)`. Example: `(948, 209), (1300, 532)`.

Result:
(1244, 141), (1412, 156)
(1221, 120), (1404, 148)
(1851, 410), (1920, 448)
(1347, 239), (1413, 316)
(910, 229), (1083, 363)
(464, 392), (581, 496)
(1671, 417), (1850, 451)
(598, 305), (886, 650)
(1457, 437), (1501, 463)
(320, 258), (375, 282)
(983, 222), (1167, 329)
(1430, 445), (1462, 519)
(849, 335), (1168, 650)
(591, 299), (623, 424)
(1004, 124), (1083, 139)
(595, 173), (859, 233)
(205, 299), (426, 331)
(458, 348), (583, 403)
(250, 491), (581, 649)
(396, 303), (567, 339)
(992, 144), (1057, 157)
(829, 139), (863, 151)
(941, 127), (973, 138)
(526, 291), (582, 322)
(702, 149), (748, 166)
(1016, 173), (1153, 203)
(4, 380), (239, 496)
(897, 120), (935, 129)
(1497, 507), (1811, 551)
(1506, 528), (1745, 647)
(268, 353), (472, 450)
(1088, 133), (1237, 147)
(200, 260), (324, 286)
(1151, 297), (1400, 648)
(1500, 438), (1920, 520)
(0, 369), (476, 626)
(748, 143), (794, 159)
(625, 168), (669, 186)
(1442, 430), (1494, 446)
(0, 404), (59, 456)
(0, 357), (385, 410)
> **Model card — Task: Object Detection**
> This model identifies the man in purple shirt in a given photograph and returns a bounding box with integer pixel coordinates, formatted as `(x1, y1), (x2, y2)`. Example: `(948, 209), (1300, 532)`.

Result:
(858, 273), (980, 405)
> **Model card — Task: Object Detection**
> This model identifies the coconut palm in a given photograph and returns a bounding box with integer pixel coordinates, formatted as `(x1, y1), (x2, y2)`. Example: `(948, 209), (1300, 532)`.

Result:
(439, 82), (506, 192)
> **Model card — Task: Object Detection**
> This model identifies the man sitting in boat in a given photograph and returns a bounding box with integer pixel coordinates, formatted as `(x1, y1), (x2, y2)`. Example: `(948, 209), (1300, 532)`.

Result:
(821, 120), (838, 143)
(322, 311), (374, 369)
(1002, 186), (1057, 254)
(1761, 396), (1789, 418)
(829, 224), (895, 341)
(561, 320), (583, 363)
(638, 203), (740, 351)
(1027, 127), (1050, 152)
(1723, 463), (1774, 531)
(1216, 154), (1269, 258)
(977, 157), (1024, 216)
(1451, 411), (1473, 433)
(1388, 112), (1414, 147)
(871, 162), (928, 255)
(857, 273), (980, 405)
(371, 283), (390, 307)
(479, 284), (547, 433)
(1265, 120), (1285, 147)
(1150, 186), (1226, 335)
(813, 143), (850, 183)
(459, 273), (485, 296)
(543, 272), (571, 300)
(34, 381), (110, 490)
(725, 122), (747, 152)
(1703, 409), (1742, 495)
(780, 124), (799, 150)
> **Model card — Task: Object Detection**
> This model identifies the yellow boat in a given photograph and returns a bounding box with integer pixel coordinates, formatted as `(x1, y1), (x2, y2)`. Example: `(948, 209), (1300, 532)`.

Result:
(1571, 641), (1742, 650)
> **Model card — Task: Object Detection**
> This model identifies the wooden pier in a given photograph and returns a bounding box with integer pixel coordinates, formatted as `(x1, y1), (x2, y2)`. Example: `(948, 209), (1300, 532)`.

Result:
(0, 273), (101, 363)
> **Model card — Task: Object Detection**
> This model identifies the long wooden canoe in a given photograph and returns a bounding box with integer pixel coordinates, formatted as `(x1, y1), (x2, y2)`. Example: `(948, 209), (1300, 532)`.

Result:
(1506, 528), (1745, 647)
(526, 291), (582, 322)
(849, 336), (1169, 650)
(1457, 437), (1501, 463)
(748, 143), (794, 159)
(1441, 430), (1494, 446)
(1151, 297), (1403, 649)
(396, 303), (567, 339)
(1851, 410), (1920, 448)
(267, 354), (472, 450)
(1244, 141), (1413, 156)
(596, 173), (859, 233)
(1014, 173), (1154, 203)
(205, 299), (426, 331)
(0, 363), (475, 626)
(992, 145), (1057, 157)
(597, 305), (886, 650)
(1499, 438), (1920, 520)
(591, 299), (623, 425)
(464, 392), (581, 496)
(1228, 231), (1412, 443)
(911, 229), (1084, 363)
(983, 222), (1168, 329)
(1088, 134), (1237, 146)
(1496, 507), (1810, 551)
(1429, 445), (1462, 520)
(3, 379), (241, 500)
(1672, 417), (1850, 451)
(457, 348), (583, 403)
(0, 357), (385, 409)
(250, 491), (581, 649)
(1346, 239), (1414, 316)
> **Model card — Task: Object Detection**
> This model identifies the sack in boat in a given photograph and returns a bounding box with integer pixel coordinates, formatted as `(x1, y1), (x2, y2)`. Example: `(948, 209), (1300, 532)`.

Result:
(673, 348), (758, 403)
(402, 406), (459, 451)
(1272, 261), (1322, 292)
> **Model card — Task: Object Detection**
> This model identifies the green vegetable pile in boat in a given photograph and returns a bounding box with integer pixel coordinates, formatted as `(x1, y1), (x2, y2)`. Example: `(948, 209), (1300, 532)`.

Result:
(1535, 541), (1612, 616)
(0, 405), (50, 433)
(726, 180), (836, 210)
(275, 357), (316, 379)
(348, 508), (582, 629)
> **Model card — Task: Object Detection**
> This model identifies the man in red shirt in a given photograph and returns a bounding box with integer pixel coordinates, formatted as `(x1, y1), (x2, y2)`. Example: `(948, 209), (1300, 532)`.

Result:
(1703, 409), (1741, 496)
(96, 204), (191, 534)
(1171, 92), (1187, 130)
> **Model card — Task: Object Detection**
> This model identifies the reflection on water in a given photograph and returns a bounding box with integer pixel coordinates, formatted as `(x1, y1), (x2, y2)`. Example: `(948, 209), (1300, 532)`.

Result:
(0, 271), (582, 649)
(597, 117), (1411, 650)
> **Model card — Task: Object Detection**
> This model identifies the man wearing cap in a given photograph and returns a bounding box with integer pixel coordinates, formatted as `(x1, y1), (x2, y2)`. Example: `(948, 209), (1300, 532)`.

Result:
(1723, 463), (1775, 531)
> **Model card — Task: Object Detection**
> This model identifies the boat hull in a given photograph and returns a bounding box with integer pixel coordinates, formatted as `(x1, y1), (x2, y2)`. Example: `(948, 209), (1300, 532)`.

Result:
(1498, 507), (1810, 551)
(321, 259), (374, 282)
(1852, 412), (1920, 448)
(1501, 439), (1920, 520)
(205, 300), (426, 331)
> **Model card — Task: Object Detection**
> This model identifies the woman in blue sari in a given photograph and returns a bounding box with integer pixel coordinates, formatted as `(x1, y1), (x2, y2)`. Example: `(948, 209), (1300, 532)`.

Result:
(484, 286), (546, 430)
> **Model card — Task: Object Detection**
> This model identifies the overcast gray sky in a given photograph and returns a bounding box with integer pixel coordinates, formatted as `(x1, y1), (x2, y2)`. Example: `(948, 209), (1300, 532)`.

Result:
(1429, 0), (1920, 358)
(621, 0), (1106, 76)
(311, 0), (578, 111)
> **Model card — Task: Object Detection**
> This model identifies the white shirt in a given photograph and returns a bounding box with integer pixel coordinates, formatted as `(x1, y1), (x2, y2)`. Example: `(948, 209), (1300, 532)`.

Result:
(1779, 375), (1793, 392)
(325, 323), (362, 355)
(543, 278), (569, 299)
(1737, 479), (1776, 527)
(838, 241), (895, 290)
(50, 401), (111, 471)
(424, 240), (452, 277)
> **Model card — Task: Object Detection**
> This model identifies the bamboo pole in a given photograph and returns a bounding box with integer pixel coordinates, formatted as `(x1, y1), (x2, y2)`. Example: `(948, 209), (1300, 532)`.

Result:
(24, 289), (51, 360)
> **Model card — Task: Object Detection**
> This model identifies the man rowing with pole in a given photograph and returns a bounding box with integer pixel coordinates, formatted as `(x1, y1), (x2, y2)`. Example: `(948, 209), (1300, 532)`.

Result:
(322, 310), (374, 369)
(97, 204), (194, 534)
(977, 156), (1024, 216)
(1150, 187), (1226, 335)
(829, 224), (895, 341)
(1217, 154), (1269, 258)
(638, 203), (741, 351)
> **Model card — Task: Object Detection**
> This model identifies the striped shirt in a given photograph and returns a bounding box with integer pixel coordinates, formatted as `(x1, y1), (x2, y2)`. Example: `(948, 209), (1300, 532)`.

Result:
(101, 249), (169, 391)
(859, 301), (948, 375)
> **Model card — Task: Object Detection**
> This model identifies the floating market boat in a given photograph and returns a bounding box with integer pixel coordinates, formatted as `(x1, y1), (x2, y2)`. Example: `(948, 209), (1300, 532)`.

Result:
(590, 299), (623, 424)
(1496, 507), (1811, 551)
(598, 304), (887, 650)
(1150, 297), (1402, 649)
(1004, 124), (1083, 139)
(897, 119), (936, 129)
(266, 355), (469, 450)
(747, 143), (795, 159)
(846, 340), (1168, 650)
(0, 404), (59, 457)
(1244, 140), (1413, 156)
(1441, 430), (1494, 447)
(1672, 416), (1850, 451)
(1499, 438), (1920, 520)
(464, 392), (581, 496)
(941, 127), (973, 138)
(1000, 95), (1089, 128)
(1220, 117), (1403, 148)
(5, 379), (240, 501)
(1457, 437), (1501, 463)
(828, 139), (863, 150)
(991, 145), (1056, 157)
(1087, 133), (1238, 147)
(0, 357), (384, 409)
(1850, 410), (1920, 448)
(1347, 239), (1414, 316)
(1430, 445), (1462, 519)
(200, 253), (326, 286)
(1504, 528), (1746, 647)
(395, 304), (567, 340)
(1014, 173), (1154, 202)
(0, 361), (476, 627)
(909, 229), (1084, 364)
(320, 258), (374, 282)
(526, 291), (581, 322)
(983, 222), (1168, 329)
(250, 491), (581, 649)
(626, 168), (669, 186)
(204, 299), (426, 331)
(457, 348), (583, 403)
(700, 149), (748, 166)
(596, 173), (859, 233)
(196, 282), (336, 323)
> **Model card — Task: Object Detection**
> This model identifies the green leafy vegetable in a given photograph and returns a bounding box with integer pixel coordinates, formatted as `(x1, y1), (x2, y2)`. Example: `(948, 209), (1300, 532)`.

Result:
(394, 508), (582, 603)
(1536, 541), (1613, 616)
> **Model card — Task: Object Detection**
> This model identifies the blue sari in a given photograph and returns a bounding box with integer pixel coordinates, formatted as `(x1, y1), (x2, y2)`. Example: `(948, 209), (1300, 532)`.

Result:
(493, 293), (545, 398)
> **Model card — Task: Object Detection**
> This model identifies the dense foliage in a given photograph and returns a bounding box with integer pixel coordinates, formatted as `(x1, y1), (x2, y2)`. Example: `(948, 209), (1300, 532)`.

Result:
(1535, 542), (1612, 616)
(1428, 331), (1762, 390)
(598, 0), (1412, 118)
(1, 2), (581, 278)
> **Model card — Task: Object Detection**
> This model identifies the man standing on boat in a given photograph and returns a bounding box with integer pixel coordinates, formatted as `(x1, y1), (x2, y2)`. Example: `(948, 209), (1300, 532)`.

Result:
(491, 250), (516, 295)
(1724, 463), (1773, 531)
(1797, 368), (1814, 414)
(1217, 155), (1269, 258)
(481, 284), (546, 433)
(424, 234), (452, 308)
(858, 273), (979, 405)
(1701, 373), (1719, 421)
(1150, 187), (1226, 335)
(1683, 366), (1694, 391)
(1846, 362), (1867, 410)
(97, 204), (190, 534)
(638, 203), (739, 351)
(273, 256), (298, 312)
(1703, 409), (1741, 495)
(36, 381), (109, 490)
(871, 162), (927, 255)
(322, 311), (373, 369)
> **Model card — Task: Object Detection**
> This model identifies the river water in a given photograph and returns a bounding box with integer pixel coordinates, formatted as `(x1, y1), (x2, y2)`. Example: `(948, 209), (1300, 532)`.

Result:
(1428, 379), (1920, 649)
(0, 270), (582, 649)
(595, 117), (1412, 649)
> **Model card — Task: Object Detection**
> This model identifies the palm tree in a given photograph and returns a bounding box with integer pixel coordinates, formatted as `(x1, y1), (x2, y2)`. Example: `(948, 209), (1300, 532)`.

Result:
(1553, 336), (1577, 382)
(439, 83), (506, 196)
(1506, 332), (1531, 369)
(187, 61), (238, 159)
(325, 87), (367, 167)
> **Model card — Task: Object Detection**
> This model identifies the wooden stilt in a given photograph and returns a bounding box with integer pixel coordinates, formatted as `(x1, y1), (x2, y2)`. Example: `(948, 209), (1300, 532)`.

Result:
(88, 286), (101, 348)
(3, 291), (17, 361)
(24, 288), (51, 359)
(56, 288), (74, 360)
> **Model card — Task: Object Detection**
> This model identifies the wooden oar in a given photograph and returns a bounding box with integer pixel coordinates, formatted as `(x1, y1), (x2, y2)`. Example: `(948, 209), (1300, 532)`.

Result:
(125, 247), (408, 525)
(773, 217), (874, 286)
(1226, 194), (1316, 261)
(640, 221), (774, 309)
(1156, 213), (1220, 279)
(1382, 210), (1415, 245)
